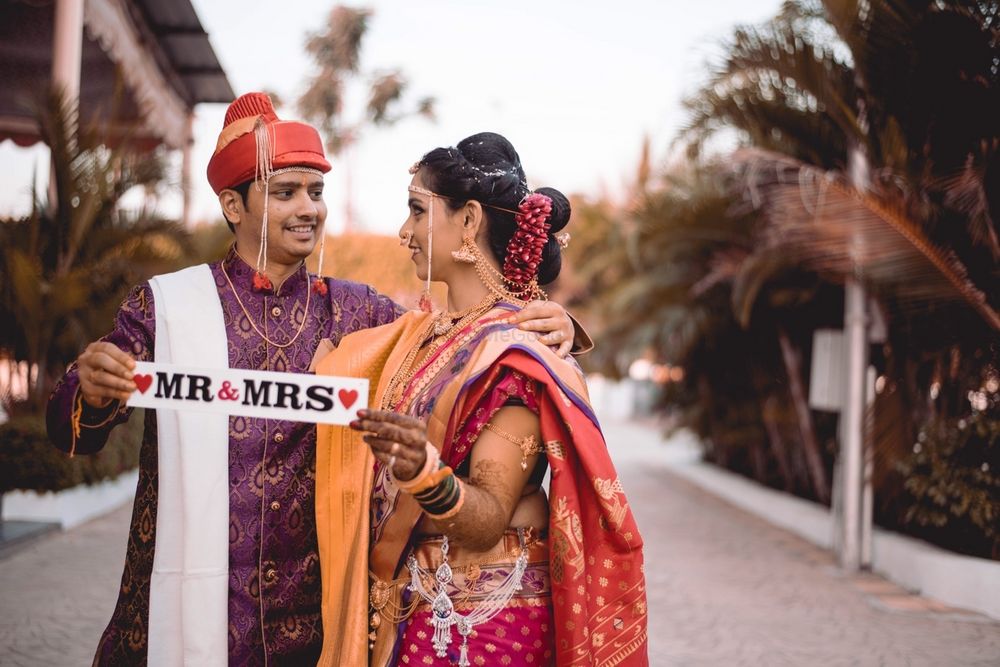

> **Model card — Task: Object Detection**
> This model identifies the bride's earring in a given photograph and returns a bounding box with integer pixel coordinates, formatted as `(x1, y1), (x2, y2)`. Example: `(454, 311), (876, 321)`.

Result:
(451, 227), (477, 264)
(451, 239), (477, 264)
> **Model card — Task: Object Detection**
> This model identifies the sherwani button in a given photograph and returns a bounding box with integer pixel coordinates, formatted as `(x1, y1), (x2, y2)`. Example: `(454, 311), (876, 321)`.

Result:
(265, 568), (278, 582)
(271, 306), (282, 317)
(274, 433), (284, 443)
(270, 501), (281, 511)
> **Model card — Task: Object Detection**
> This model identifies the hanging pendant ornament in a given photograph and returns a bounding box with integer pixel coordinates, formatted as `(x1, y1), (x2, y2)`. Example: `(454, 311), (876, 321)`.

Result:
(419, 293), (434, 313)
(457, 617), (473, 667)
(252, 271), (273, 291)
(406, 529), (530, 667)
(420, 195), (434, 312)
(431, 537), (455, 657)
(252, 117), (275, 292)
(408, 184), (436, 312)
(433, 315), (453, 337)
(312, 230), (328, 295)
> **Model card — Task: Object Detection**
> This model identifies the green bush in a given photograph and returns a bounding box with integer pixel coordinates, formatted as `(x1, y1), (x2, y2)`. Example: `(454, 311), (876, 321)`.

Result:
(0, 409), (142, 494)
(896, 402), (1000, 559)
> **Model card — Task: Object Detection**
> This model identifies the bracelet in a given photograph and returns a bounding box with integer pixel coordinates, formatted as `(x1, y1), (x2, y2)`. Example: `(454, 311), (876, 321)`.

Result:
(392, 442), (441, 492)
(416, 474), (459, 514)
(414, 473), (456, 506)
(422, 478), (466, 520)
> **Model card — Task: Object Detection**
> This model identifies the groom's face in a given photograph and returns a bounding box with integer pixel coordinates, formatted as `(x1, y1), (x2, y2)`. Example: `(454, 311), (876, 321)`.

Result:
(224, 170), (328, 265)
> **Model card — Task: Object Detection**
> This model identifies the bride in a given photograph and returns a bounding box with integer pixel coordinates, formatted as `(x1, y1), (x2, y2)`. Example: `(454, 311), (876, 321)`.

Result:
(314, 132), (648, 666)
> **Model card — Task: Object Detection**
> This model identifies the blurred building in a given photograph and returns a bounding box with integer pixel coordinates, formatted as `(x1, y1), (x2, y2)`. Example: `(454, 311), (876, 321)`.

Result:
(0, 0), (233, 222)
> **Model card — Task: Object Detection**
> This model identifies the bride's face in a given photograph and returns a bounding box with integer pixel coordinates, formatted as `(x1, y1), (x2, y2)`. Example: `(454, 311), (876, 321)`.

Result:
(399, 172), (472, 283)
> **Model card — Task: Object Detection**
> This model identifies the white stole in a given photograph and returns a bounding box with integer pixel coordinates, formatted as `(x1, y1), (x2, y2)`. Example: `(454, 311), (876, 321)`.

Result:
(147, 264), (229, 666)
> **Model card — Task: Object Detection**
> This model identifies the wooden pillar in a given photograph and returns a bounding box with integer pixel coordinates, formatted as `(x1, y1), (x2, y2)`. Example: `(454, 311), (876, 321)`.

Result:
(49, 0), (85, 208)
(52, 0), (84, 99)
(181, 110), (194, 226)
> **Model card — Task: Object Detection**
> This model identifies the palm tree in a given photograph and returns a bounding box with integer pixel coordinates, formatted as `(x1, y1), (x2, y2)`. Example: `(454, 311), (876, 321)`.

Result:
(297, 5), (435, 231)
(572, 1), (998, 521)
(567, 160), (840, 500)
(664, 0), (999, 544)
(0, 88), (191, 414)
(681, 0), (998, 289)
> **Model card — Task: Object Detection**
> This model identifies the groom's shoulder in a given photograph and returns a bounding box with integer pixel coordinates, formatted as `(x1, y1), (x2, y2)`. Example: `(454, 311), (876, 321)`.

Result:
(319, 275), (379, 302)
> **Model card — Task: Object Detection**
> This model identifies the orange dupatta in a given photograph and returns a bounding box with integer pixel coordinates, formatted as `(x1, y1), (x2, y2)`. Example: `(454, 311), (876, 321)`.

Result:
(314, 311), (431, 666)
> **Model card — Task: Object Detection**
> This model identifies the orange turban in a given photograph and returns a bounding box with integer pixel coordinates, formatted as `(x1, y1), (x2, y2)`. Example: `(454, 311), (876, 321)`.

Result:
(207, 92), (331, 194)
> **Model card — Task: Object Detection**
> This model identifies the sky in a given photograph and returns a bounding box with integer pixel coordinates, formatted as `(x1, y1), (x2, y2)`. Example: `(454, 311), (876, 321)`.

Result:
(0, 0), (783, 235)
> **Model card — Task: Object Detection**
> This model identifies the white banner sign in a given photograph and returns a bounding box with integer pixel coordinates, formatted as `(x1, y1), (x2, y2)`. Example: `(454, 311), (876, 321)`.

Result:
(126, 361), (367, 425)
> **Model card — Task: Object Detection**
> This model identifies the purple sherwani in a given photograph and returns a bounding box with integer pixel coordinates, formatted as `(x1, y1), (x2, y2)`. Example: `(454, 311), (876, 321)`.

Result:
(47, 248), (403, 665)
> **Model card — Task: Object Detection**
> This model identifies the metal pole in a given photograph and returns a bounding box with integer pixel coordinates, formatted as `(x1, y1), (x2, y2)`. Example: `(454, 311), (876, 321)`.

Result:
(861, 403), (874, 568)
(841, 138), (870, 571)
(841, 279), (867, 570)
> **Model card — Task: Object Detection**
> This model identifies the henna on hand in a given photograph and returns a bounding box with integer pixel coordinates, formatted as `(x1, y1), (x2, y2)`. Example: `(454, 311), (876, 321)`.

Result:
(350, 409), (428, 480)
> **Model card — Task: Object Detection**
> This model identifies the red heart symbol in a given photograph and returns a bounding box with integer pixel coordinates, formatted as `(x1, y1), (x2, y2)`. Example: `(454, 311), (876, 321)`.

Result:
(338, 388), (359, 410)
(133, 374), (153, 394)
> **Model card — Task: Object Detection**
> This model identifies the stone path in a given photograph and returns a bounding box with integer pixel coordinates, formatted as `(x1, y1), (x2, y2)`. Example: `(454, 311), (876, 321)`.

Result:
(0, 501), (128, 666)
(605, 418), (1000, 666)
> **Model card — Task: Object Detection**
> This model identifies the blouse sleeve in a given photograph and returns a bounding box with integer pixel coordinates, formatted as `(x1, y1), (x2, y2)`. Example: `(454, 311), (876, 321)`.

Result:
(450, 368), (541, 456)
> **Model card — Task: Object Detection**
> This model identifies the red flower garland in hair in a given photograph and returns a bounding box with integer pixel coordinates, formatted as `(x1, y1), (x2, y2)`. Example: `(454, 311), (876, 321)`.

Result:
(503, 193), (553, 290)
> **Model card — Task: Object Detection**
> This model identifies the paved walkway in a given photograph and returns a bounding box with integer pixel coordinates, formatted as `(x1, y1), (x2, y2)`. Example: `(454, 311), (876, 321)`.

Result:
(0, 499), (128, 666)
(1, 418), (999, 665)
(607, 418), (1000, 666)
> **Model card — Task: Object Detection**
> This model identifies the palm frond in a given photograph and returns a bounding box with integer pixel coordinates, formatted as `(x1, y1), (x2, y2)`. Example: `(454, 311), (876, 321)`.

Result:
(367, 71), (405, 124)
(735, 148), (1000, 330)
(730, 249), (801, 327)
(933, 156), (1000, 259)
(304, 6), (371, 73)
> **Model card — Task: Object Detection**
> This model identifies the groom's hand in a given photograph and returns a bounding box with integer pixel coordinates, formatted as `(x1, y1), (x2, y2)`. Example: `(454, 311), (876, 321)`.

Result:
(512, 300), (574, 358)
(78, 341), (137, 407)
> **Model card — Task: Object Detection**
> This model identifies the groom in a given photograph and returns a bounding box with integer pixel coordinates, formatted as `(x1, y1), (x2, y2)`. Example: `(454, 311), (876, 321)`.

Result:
(46, 92), (580, 665)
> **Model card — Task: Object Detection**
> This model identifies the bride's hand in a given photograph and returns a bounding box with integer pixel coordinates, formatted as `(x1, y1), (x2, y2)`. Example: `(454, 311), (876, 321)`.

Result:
(511, 300), (575, 358)
(349, 409), (428, 481)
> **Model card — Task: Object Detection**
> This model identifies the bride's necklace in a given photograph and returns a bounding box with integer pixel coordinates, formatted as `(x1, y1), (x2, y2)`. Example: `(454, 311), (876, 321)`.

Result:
(381, 296), (499, 411)
(433, 299), (495, 336)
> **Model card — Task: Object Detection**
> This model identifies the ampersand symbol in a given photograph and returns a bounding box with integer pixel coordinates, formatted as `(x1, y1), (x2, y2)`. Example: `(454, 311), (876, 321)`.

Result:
(218, 380), (240, 401)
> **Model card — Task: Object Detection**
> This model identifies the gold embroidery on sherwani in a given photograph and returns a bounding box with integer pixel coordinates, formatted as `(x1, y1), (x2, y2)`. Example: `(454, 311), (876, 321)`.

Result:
(593, 476), (629, 531)
(549, 496), (585, 584)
